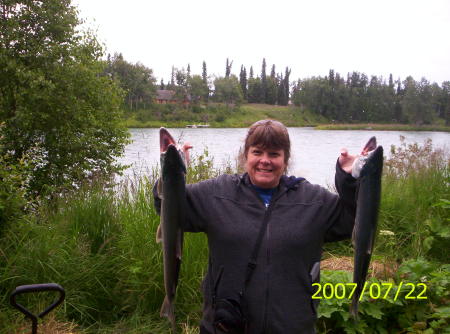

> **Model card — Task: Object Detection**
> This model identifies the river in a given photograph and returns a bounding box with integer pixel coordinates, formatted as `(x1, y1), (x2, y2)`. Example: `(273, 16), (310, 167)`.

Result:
(118, 128), (449, 187)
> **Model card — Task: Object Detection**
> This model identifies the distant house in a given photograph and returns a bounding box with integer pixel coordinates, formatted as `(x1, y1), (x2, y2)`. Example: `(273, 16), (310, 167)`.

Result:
(155, 89), (177, 104)
(155, 89), (192, 105)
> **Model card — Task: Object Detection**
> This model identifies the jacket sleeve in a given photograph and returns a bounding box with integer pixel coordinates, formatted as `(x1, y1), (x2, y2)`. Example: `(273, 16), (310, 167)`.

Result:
(323, 159), (357, 242)
(152, 178), (215, 233)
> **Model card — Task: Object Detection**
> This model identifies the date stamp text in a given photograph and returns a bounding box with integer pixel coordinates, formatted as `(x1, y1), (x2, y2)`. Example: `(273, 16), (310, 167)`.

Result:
(312, 282), (427, 301)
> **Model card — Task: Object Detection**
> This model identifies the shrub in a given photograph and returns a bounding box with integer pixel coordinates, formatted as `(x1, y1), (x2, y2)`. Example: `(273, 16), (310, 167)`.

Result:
(377, 137), (449, 262)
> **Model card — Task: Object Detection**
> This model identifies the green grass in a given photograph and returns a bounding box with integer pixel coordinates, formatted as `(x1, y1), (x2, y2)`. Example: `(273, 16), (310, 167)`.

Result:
(121, 103), (327, 128)
(220, 103), (326, 127)
(1, 141), (448, 333)
(121, 103), (450, 131)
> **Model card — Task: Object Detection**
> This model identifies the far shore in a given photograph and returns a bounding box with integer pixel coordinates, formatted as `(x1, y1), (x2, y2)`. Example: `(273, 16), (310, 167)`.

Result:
(314, 123), (450, 132)
(122, 120), (450, 132)
(121, 103), (449, 132)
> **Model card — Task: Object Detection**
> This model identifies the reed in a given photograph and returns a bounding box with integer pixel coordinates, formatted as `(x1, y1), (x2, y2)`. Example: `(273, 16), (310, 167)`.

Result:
(0, 152), (215, 333)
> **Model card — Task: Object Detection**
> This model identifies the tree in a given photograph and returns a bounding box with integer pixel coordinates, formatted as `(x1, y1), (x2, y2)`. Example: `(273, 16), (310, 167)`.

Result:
(266, 76), (278, 105)
(188, 75), (208, 104)
(202, 61), (209, 101)
(402, 76), (434, 125)
(277, 74), (287, 106)
(175, 67), (187, 86)
(0, 0), (130, 196)
(439, 81), (450, 125)
(260, 58), (267, 103)
(213, 75), (243, 105)
(247, 77), (261, 103)
(187, 63), (191, 81)
(278, 67), (291, 106)
(239, 65), (248, 100)
(107, 54), (156, 110)
(202, 61), (208, 84)
(170, 66), (175, 87)
(270, 65), (276, 79)
(225, 58), (233, 78)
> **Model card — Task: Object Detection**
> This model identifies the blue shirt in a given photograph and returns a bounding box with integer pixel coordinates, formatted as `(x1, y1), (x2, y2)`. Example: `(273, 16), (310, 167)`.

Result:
(252, 185), (276, 207)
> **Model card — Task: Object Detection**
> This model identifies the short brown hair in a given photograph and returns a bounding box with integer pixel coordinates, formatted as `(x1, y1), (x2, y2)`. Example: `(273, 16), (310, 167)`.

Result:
(243, 119), (291, 165)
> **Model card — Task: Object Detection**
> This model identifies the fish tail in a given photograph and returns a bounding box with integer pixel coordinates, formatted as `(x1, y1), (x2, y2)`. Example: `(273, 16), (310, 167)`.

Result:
(160, 295), (176, 331)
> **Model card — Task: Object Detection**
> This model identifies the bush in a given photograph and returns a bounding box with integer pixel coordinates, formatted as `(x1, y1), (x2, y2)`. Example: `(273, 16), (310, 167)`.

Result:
(0, 153), (29, 235)
(0, 124), (32, 235)
(316, 259), (450, 333)
(377, 137), (449, 263)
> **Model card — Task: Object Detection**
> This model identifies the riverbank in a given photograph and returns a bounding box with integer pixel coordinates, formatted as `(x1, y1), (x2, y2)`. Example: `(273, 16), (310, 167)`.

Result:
(121, 103), (449, 131)
(315, 123), (450, 132)
(121, 103), (325, 128)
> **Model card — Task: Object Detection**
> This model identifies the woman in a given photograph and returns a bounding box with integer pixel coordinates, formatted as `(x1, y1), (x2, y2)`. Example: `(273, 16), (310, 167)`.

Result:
(156, 119), (358, 334)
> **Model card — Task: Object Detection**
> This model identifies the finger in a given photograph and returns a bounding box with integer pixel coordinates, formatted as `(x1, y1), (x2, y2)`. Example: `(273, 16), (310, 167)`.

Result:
(340, 148), (348, 157)
(183, 142), (193, 151)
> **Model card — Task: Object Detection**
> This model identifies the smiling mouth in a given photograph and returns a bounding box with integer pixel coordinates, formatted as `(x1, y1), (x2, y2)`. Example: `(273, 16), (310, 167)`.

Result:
(257, 168), (273, 173)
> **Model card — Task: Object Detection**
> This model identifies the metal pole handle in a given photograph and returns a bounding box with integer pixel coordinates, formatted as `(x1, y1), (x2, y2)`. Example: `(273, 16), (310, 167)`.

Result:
(10, 283), (65, 334)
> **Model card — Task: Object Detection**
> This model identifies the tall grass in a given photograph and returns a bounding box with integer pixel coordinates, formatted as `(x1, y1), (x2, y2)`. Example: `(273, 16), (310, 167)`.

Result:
(376, 137), (449, 262)
(0, 152), (219, 333)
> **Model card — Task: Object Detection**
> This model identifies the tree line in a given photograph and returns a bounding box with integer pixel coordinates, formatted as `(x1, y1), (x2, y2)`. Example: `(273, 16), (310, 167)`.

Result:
(292, 70), (450, 125)
(106, 56), (292, 108)
(107, 55), (449, 125)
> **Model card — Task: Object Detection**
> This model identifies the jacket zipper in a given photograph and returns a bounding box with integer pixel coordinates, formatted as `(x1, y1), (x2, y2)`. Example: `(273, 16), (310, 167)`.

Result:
(263, 219), (271, 333)
(261, 192), (286, 334)
(248, 184), (289, 334)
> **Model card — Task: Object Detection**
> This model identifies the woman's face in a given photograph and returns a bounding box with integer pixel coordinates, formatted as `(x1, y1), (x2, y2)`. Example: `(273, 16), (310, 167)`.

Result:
(245, 145), (286, 189)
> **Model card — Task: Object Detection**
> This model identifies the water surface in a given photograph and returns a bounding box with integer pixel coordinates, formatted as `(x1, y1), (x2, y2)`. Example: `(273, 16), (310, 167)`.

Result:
(119, 128), (449, 187)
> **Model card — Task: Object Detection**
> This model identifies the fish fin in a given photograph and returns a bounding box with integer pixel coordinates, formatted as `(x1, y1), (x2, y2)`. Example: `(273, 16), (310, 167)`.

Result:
(160, 295), (176, 331)
(156, 224), (162, 243)
(157, 178), (164, 199)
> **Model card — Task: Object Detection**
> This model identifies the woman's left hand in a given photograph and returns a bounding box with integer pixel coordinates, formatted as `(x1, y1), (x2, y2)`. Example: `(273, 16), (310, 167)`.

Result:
(339, 148), (358, 174)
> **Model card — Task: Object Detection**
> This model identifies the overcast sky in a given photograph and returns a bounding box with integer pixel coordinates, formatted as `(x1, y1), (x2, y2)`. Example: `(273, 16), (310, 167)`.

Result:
(73, 0), (450, 85)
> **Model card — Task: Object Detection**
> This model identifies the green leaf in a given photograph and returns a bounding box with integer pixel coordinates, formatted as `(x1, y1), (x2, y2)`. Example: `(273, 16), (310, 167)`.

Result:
(436, 226), (450, 238)
(423, 236), (434, 252)
(361, 302), (383, 319)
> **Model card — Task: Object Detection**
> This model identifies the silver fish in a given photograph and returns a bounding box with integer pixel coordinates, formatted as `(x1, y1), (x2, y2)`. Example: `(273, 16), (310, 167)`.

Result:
(351, 136), (384, 318)
(156, 128), (187, 331)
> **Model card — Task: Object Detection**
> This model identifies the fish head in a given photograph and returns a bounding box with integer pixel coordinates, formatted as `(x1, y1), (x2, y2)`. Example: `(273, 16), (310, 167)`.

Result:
(362, 137), (377, 153)
(159, 127), (192, 173)
(160, 127), (177, 152)
(351, 137), (382, 178)
(359, 145), (384, 178)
